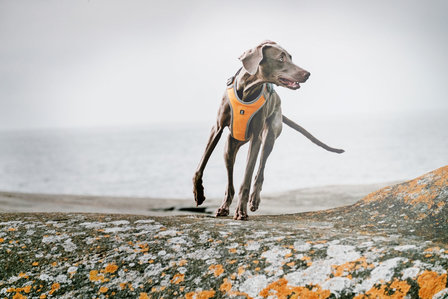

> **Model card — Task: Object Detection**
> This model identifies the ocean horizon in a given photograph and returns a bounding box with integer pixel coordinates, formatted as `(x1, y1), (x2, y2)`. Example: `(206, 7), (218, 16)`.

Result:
(0, 111), (447, 200)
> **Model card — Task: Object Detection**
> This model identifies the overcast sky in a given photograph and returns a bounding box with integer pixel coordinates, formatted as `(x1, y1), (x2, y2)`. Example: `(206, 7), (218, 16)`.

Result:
(1, 0), (447, 130)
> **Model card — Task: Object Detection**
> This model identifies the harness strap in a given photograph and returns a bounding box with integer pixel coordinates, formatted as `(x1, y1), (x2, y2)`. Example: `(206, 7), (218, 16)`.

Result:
(227, 80), (267, 141)
(226, 67), (243, 86)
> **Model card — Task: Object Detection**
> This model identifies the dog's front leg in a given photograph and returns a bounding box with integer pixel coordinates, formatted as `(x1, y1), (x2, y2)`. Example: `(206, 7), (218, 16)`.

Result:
(193, 124), (224, 206)
(249, 129), (275, 212)
(234, 135), (262, 220)
(250, 111), (282, 211)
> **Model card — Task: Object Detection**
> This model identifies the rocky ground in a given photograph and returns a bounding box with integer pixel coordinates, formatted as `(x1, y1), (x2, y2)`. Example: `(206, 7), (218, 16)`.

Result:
(0, 166), (447, 298)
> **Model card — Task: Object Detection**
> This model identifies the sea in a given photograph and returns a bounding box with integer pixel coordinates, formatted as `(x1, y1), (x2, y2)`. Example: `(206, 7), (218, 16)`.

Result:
(0, 111), (447, 200)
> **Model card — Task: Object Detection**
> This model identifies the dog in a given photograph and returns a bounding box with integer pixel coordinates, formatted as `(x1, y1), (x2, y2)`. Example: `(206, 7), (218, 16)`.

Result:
(193, 40), (344, 220)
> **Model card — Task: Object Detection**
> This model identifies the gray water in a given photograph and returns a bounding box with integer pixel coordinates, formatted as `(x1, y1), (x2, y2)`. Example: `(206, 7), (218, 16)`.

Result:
(0, 112), (447, 199)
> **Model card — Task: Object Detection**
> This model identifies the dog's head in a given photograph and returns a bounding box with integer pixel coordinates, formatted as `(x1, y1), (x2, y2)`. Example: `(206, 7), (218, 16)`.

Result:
(239, 40), (310, 90)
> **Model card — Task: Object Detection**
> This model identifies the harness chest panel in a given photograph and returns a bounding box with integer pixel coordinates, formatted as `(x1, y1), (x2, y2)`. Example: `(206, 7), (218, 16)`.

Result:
(227, 83), (267, 141)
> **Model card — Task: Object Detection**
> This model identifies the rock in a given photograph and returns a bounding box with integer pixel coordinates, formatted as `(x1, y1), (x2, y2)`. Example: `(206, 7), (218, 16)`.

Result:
(0, 166), (447, 298)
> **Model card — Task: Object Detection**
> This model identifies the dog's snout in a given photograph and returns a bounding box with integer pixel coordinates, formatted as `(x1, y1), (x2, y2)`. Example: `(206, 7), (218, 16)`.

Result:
(303, 71), (310, 81)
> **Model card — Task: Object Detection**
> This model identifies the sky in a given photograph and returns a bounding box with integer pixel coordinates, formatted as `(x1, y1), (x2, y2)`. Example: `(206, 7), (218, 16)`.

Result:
(1, 0), (447, 130)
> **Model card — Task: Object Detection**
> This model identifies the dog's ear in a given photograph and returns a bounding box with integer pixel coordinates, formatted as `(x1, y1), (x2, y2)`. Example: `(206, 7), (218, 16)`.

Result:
(239, 40), (277, 75)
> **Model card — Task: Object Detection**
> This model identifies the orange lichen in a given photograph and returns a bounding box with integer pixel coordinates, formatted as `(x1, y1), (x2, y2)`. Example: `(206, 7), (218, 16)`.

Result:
(315, 240), (327, 244)
(220, 278), (232, 293)
(178, 259), (188, 266)
(219, 279), (253, 299)
(32, 262), (39, 266)
(354, 279), (411, 299)
(23, 286), (31, 294)
(229, 248), (237, 253)
(138, 243), (149, 253)
(208, 264), (224, 277)
(104, 263), (118, 273)
(185, 290), (216, 299)
(238, 266), (246, 276)
(300, 256), (311, 262)
(39, 294), (46, 299)
(0, 238), (4, 242)
(332, 257), (368, 277)
(362, 187), (390, 203)
(8, 285), (33, 298)
(49, 283), (60, 295)
(12, 293), (26, 299)
(259, 278), (330, 299)
(99, 286), (108, 293)
(417, 270), (447, 299)
(424, 247), (440, 252)
(120, 282), (127, 290)
(139, 292), (150, 299)
(89, 270), (106, 282)
(362, 166), (448, 209)
(171, 273), (185, 284)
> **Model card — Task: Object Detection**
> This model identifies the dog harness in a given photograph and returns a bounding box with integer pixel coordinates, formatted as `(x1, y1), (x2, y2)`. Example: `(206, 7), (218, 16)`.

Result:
(227, 78), (272, 141)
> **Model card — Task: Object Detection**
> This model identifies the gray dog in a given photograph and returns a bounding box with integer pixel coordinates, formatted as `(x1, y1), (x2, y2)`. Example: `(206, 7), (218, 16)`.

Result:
(193, 40), (344, 220)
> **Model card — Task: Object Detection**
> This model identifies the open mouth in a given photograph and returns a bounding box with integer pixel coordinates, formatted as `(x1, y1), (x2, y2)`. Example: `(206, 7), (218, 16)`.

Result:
(278, 77), (301, 89)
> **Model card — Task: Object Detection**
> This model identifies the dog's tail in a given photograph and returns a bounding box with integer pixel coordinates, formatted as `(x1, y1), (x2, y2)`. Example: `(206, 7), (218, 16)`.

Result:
(282, 115), (344, 154)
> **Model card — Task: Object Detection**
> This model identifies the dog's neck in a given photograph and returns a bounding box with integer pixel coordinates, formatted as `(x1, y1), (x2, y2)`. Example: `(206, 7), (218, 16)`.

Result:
(235, 69), (265, 102)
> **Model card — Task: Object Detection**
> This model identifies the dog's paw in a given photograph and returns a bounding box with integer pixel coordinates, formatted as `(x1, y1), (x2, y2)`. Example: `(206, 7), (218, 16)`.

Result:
(193, 185), (205, 206)
(249, 193), (260, 212)
(233, 211), (248, 221)
(193, 175), (206, 206)
(194, 188), (205, 206)
(215, 207), (229, 217)
(249, 205), (258, 212)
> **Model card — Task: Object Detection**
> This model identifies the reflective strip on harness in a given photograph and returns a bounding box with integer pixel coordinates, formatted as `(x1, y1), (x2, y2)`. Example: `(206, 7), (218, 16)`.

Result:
(227, 83), (267, 141)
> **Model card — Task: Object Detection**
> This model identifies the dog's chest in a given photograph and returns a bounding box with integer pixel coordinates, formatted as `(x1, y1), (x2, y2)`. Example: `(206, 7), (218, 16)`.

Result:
(227, 83), (274, 141)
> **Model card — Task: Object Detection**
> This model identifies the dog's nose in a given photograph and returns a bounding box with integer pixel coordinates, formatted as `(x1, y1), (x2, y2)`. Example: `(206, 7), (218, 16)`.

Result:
(303, 71), (311, 81)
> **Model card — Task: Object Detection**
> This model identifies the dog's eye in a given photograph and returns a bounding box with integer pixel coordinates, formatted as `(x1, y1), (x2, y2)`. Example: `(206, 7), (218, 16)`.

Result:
(279, 56), (284, 62)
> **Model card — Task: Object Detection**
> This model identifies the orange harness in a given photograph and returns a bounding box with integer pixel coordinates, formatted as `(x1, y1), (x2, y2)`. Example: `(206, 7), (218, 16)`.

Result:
(227, 80), (269, 141)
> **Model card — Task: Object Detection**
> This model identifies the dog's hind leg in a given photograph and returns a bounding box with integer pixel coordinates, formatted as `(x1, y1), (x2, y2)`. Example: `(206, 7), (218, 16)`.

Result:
(216, 135), (245, 217)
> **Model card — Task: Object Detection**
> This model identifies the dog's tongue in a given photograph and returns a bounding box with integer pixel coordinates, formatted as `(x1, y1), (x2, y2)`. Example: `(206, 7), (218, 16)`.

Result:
(290, 81), (300, 89)
(280, 78), (300, 89)
(286, 80), (300, 89)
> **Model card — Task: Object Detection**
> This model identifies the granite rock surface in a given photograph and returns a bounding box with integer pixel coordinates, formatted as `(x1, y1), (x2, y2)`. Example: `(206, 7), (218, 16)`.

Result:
(1, 166), (447, 298)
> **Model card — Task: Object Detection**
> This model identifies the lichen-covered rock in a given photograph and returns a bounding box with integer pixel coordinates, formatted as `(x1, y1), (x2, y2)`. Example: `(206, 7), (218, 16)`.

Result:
(0, 166), (447, 298)
(318, 165), (448, 243)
